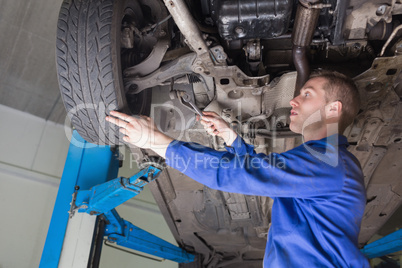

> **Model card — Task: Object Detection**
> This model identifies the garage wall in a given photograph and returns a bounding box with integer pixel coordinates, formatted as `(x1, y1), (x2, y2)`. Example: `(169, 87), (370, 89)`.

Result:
(0, 104), (177, 268)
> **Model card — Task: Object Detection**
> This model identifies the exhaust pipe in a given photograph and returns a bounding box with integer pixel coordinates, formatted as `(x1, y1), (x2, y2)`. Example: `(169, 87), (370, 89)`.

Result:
(292, 46), (310, 97)
(292, 0), (326, 96)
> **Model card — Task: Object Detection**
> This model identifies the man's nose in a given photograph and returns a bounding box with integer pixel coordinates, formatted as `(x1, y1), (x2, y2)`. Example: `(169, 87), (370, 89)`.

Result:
(290, 97), (298, 107)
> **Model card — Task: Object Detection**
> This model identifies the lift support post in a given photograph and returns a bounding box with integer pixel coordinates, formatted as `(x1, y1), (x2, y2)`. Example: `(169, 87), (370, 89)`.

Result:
(40, 131), (120, 267)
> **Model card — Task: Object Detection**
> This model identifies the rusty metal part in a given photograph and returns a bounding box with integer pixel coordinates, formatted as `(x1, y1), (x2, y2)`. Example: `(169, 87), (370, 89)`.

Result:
(245, 40), (261, 61)
(210, 46), (227, 65)
(343, 1), (395, 41)
(291, 0), (322, 95)
(162, 0), (214, 68)
(124, 53), (197, 93)
(123, 38), (170, 77)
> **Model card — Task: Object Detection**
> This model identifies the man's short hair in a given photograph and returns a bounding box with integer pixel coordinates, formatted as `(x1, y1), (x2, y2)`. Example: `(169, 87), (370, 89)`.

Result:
(310, 70), (361, 133)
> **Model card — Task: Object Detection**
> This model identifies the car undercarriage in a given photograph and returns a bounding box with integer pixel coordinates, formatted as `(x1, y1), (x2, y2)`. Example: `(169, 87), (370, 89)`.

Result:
(56, 0), (402, 266)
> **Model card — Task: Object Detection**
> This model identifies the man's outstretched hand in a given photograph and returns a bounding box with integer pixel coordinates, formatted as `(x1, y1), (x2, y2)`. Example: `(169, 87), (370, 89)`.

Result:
(106, 110), (238, 157)
(106, 111), (173, 158)
(199, 111), (238, 146)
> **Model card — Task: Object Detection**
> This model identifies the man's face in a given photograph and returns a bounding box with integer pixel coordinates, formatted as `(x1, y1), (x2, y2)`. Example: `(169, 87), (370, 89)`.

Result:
(289, 77), (329, 134)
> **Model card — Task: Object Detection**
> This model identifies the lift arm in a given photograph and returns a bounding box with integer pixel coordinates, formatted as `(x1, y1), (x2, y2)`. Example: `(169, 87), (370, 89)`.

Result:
(74, 166), (162, 215)
(103, 209), (195, 263)
(361, 229), (402, 259)
(73, 164), (195, 264)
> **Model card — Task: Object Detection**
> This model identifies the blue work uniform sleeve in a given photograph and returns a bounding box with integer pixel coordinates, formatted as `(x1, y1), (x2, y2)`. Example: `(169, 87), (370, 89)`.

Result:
(224, 135), (256, 156)
(165, 136), (345, 199)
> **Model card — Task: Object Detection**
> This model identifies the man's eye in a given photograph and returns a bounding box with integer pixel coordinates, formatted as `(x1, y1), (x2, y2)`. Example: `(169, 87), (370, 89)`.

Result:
(304, 92), (310, 97)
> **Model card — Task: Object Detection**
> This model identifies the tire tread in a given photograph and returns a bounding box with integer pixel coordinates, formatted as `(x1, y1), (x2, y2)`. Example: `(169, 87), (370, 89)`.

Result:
(56, 0), (121, 144)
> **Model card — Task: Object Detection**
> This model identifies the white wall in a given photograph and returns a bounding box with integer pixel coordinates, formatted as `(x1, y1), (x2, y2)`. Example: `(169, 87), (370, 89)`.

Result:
(0, 104), (177, 268)
(0, 163), (59, 268)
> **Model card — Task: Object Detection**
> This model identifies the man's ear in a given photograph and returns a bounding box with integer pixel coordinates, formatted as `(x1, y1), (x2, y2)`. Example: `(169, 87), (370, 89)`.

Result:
(326, 101), (342, 119)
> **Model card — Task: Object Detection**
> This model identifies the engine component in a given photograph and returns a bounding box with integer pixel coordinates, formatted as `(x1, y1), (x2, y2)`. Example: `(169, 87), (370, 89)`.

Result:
(380, 24), (402, 56)
(245, 39), (262, 74)
(368, 20), (395, 40)
(209, 0), (293, 40)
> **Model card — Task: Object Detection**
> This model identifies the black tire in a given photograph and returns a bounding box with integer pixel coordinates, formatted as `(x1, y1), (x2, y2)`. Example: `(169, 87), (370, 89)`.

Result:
(56, 0), (159, 144)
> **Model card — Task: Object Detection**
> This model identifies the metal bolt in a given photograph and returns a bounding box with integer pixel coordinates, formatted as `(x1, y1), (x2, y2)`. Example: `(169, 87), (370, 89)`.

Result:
(353, 43), (361, 50)
(376, 5), (387, 16)
(235, 26), (244, 34)
(129, 84), (138, 91)
(194, 66), (204, 73)
(234, 26), (246, 37)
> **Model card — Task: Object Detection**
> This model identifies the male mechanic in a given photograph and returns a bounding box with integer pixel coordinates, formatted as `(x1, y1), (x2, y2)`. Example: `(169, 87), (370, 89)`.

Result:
(106, 70), (370, 267)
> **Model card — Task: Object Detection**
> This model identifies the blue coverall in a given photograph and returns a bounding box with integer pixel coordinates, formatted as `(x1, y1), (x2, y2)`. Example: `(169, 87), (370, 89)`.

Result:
(165, 134), (370, 267)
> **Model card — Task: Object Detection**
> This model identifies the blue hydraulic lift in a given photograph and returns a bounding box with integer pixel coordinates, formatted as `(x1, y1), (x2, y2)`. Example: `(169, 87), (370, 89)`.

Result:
(40, 131), (194, 267)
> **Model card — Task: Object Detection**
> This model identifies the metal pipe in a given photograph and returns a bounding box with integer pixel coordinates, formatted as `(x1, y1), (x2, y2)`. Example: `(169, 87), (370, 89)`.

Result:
(291, 0), (322, 96)
(292, 1), (321, 47)
(292, 45), (310, 96)
(380, 24), (402, 56)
